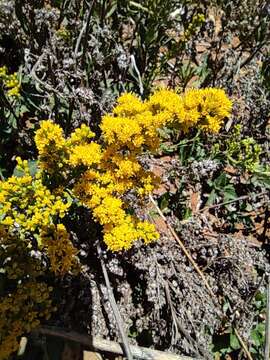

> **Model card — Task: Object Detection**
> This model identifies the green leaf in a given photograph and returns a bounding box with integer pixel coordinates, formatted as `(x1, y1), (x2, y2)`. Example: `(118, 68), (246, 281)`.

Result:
(251, 329), (262, 347)
(223, 184), (237, 203)
(159, 193), (169, 210)
(230, 333), (241, 350)
(129, 1), (154, 14)
(183, 207), (192, 220)
(256, 322), (265, 334)
(28, 160), (38, 177)
(13, 166), (25, 178)
(214, 173), (228, 189)
(106, 3), (117, 18)
(206, 189), (217, 206)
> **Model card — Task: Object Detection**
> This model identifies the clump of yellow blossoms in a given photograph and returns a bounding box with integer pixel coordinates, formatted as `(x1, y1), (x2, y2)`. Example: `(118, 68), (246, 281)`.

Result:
(0, 159), (69, 233)
(35, 114), (161, 251)
(147, 87), (232, 133)
(181, 88), (232, 132)
(34, 87), (231, 251)
(0, 66), (20, 97)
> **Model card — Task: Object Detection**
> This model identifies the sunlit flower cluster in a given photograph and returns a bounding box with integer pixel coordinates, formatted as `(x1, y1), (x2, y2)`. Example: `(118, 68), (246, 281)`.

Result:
(0, 158), (70, 234)
(34, 120), (67, 173)
(0, 161), (75, 358)
(0, 66), (20, 97)
(34, 104), (164, 251)
(181, 88), (232, 132)
(146, 88), (232, 133)
(225, 124), (262, 172)
(33, 87), (231, 250)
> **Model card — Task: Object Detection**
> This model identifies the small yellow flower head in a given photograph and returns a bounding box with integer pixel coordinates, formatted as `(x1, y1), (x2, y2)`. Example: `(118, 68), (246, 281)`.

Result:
(7, 85), (20, 97)
(69, 143), (102, 167)
(93, 196), (125, 225)
(137, 172), (159, 196)
(113, 93), (146, 117)
(35, 120), (67, 171)
(103, 216), (138, 251)
(67, 123), (95, 146)
(0, 164), (70, 234)
(183, 13), (205, 40)
(136, 221), (160, 244)
(111, 155), (141, 179)
(103, 216), (159, 252)
(0, 69), (21, 98)
(100, 115), (142, 148)
(41, 224), (78, 275)
(147, 88), (184, 126)
(35, 120), (65, 153)
(0, 66), (7, 77)
(182, 88), (232, 133)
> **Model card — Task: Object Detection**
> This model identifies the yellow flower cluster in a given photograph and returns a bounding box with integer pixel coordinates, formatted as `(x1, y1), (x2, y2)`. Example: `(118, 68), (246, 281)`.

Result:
(0, 66), (20, 97)
(0, 158), (70, 234)
(181, 88), (232, 132)
(146, 88), (232, 133)
(0, 281), (53, 360)
(0, 86), (232, 358)
(75, 175), (159, 251)
(35, 116), (161, 251)
(41, 224), (78, 275)
(0, 162), (75, 358)
(33, 87), (231, 251)
(69, 143), (102, 167)
(72, 166), (159, 251)
(34, 120), (67, 173)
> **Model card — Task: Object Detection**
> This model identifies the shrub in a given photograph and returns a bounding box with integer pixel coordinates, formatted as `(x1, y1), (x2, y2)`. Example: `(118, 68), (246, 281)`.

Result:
(0, 87), (231, 358)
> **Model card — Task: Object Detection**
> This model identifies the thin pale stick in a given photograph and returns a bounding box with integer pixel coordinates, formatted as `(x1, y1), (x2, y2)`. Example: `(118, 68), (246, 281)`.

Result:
(97, 244), (133, 360)
(37, 326), (197, 360)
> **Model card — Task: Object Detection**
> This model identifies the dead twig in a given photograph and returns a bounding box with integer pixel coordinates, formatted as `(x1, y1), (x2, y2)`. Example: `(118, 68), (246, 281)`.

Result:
(37, 326), (197, 360)
(97, 244), (133, 360)
(198, 191), (268, 213)
(81, 0), (96, 67)
(31, 52), (64, 98)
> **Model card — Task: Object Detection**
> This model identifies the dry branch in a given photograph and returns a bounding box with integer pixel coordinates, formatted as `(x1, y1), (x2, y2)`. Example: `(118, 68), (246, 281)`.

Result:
(97, 244), (133, 360)
(37, 326), (198, 360)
